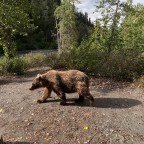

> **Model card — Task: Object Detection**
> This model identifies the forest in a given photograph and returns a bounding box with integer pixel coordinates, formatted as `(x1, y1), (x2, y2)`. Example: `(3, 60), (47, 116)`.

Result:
(0, 0), (144, 85)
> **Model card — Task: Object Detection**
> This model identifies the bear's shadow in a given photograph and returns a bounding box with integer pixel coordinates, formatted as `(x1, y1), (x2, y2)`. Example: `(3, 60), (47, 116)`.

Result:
(44, 97), (141, 108)
(2, 142), (32, 144)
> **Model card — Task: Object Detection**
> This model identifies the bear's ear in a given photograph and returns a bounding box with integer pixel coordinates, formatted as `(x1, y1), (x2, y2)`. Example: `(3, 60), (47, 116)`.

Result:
(37, 74), (45, 81)
(36, 74), (43, 81)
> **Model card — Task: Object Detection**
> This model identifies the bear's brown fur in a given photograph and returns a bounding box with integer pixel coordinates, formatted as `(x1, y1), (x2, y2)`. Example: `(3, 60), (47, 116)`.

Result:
(29, 70), (94, 105)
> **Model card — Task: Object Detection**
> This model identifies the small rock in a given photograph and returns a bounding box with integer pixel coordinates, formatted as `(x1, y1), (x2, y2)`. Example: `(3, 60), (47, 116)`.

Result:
(0, 109), (3, 113)
(31, 113), (34, 116)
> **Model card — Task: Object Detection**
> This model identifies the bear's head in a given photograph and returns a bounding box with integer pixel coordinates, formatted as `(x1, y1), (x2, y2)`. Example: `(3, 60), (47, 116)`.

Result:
(29, 74), (48, 90)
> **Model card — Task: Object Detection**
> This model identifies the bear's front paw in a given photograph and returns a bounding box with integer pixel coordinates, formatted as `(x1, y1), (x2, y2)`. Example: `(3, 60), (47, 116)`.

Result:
(37, 99), (46, 103)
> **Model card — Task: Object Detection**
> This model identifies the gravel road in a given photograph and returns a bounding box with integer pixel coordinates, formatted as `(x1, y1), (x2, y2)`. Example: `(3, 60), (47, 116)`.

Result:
(0, 67), (144, 144)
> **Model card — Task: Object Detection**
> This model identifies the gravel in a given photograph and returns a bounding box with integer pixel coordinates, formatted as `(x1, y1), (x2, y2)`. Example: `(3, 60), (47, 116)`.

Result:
(0, 67), (144, 144)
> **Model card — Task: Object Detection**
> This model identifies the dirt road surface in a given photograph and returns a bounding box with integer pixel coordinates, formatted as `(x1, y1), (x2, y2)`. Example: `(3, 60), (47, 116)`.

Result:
(0, 67), (144, 144)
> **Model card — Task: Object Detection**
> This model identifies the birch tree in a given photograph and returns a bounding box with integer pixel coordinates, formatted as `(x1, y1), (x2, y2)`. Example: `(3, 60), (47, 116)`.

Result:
(54, 0), (78, 53)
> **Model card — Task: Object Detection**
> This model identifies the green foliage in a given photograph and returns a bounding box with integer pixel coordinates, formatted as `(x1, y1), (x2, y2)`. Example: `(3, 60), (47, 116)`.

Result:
(69, 0), (143, 80)
(136, 76), (144, 87)
(99, 51), (144, 80)
(0, 1), (36, 58)
(0, 0), (143, 82)
(23, 53), (48, 68)
(59, 46), (143, 80)
(0, 0), (93, 53)
(21, 52), (68, 70)
(54, 0), (78, 51)
(62, 47), (98, 74)
(76, 12), (94, 45)
(120, 4), (144, 52)
(45, 53), (63, 69)
(0, 57), (27, 75)
(15, 0), (61, 51)
(95, 0), (125, 53)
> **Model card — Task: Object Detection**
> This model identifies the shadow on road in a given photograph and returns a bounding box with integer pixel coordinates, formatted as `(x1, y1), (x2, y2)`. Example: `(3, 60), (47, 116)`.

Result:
(92, 98), (141, 108)
(0, 79), (32, 85)
(3, 142), (33, 144)
(43, 98), (142, 108)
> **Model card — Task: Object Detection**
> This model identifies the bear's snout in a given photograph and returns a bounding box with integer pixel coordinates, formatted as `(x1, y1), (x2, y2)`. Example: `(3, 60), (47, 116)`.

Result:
(29, 83), (41, 90)
(29, 87), (34, 90)
(29, 84), (36, 90)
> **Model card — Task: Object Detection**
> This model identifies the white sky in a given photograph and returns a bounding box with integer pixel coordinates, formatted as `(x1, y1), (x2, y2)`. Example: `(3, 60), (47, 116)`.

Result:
(76, 0), (144, 22)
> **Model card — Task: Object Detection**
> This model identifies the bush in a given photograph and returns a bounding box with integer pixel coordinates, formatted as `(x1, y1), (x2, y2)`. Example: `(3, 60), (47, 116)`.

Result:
(23, 53), (48, 68)
(0, 57), (27, 75)
(0, 52), (69, 75)
(0, 49), (143, 81)
(50, 51), (73, 69)
(92, 50), (142, 80)
(136, 76), (144, 87)
(0, 57), (5, 74)
(23, 52), (68, 69)
(56, 47), (107, 75)
(59, 47), (144, 81)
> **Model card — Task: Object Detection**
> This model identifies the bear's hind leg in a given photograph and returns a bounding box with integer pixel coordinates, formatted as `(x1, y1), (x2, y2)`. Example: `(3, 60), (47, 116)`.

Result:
(75, 83), (85, 103)
(54, 90), (66, 105)
(37, 87), (52, 103)
(77, 86), (94, 105)
(85, 93), (94, 106)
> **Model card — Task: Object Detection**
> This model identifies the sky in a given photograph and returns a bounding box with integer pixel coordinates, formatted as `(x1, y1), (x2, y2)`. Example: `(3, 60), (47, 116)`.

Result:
(76, 0), (144, 22)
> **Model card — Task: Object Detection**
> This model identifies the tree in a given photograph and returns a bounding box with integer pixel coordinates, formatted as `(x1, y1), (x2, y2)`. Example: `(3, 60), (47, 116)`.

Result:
(120, 3), (144, 58)
(95, 0), (126, 53)
(76, 11), (94, 45)
(16, 0), (61, 51)
(0, 1), (35, 58)
(54, 0), (78, 53)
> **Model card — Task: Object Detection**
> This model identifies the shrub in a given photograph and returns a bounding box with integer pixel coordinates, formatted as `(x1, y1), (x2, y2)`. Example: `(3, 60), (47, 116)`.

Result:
(60, 47), (144, 81)
(58, 47), (107, 75)
(22, 52), (68, 70)
(0, 48), (143, 81)
(45, 52), (69, 69)
(23, 53), (48, 68)
(136, 76), (144, 87)
(0, 57), (27, 75)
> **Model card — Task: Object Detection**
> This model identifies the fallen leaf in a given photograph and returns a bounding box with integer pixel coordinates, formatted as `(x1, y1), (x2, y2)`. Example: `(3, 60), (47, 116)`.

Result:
(0, 109), (3, 113)
(84, 126), (89, 130)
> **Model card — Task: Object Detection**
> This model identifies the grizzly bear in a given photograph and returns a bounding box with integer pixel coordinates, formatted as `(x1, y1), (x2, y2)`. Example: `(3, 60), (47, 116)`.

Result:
(29, 70), (94, 105)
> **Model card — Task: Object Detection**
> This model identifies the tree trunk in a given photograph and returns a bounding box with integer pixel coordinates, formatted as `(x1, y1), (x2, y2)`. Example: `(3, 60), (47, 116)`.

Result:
(56, 19), (61, 54)
(108, 0), (120, 53)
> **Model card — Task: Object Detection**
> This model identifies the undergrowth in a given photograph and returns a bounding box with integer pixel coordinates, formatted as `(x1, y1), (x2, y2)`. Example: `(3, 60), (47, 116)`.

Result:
(0, 50), (143, 87)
